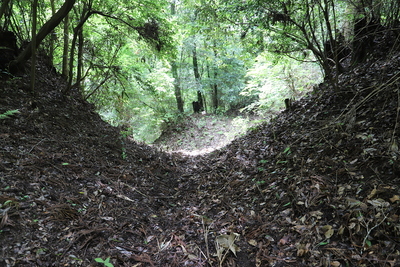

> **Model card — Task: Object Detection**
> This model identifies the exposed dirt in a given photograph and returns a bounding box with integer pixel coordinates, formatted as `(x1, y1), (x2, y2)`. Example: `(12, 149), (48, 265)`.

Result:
(153, 114), (261, 156)
(1, 48), (400, 267)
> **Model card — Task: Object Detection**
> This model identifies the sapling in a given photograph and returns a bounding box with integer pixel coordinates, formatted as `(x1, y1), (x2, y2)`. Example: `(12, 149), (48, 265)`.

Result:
(95, 257), (114, 267)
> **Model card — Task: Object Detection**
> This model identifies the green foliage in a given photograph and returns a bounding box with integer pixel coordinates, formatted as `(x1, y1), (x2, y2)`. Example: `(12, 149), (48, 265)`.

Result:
(216, 0), (344, 78)
(0, 109), (20, 119)
(211, 56), (249, 110)
(95, 257), (114, 267)
(241, 52), (322, 115)
(88, 0), (325, 141)
(3, 0), (338, 144)
(96, 60), (177, 142)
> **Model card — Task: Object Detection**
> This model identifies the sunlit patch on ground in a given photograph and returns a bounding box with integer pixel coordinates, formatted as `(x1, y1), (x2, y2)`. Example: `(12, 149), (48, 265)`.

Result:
(153, 114), (262, 155)
(173, 146), (222, 156)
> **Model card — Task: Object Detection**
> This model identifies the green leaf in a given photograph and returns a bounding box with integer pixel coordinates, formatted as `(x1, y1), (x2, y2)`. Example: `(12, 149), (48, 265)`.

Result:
(0, 109), (20, 119)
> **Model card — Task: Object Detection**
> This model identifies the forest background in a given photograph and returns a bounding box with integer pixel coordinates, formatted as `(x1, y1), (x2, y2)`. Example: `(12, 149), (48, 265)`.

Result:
(1, 0), (397, 144)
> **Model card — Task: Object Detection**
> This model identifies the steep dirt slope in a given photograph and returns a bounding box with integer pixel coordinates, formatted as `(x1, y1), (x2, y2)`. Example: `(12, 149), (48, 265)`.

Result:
(187, 60), (400, 266)
(0, 59), (187, 266)
(0, 51), (399, 267)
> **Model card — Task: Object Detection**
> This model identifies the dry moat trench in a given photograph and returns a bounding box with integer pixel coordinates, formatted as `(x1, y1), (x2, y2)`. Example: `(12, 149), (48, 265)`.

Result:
(1, 51), (400, 266)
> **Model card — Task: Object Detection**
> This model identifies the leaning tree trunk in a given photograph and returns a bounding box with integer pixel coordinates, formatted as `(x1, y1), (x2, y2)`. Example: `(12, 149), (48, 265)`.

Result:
(10, 0), (76, 73)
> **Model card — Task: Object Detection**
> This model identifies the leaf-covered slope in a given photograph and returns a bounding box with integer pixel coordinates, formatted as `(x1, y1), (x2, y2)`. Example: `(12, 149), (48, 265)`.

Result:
(0, 58), (185, 266)
(0, 53), (399, 267)
(187, 55), (400, 265)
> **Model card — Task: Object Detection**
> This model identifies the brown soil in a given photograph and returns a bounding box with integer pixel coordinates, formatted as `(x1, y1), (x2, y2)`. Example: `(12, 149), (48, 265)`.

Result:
(153, 114), (261, 155)
(0, 53), (400, 266)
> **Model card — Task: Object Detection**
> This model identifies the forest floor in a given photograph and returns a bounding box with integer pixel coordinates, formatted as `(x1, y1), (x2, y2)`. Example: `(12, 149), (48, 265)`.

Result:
(153, 113), (263, 156)
(1, 46), (400, 266)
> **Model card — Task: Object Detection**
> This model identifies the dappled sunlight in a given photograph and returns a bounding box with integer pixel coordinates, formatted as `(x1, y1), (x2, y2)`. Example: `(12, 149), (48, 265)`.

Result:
(152, 114), (261, 156)
(173, 146), (222, 156)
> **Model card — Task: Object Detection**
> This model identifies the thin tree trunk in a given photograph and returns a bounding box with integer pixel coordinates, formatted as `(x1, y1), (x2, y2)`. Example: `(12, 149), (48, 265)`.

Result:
(172, 61), (184, 112)
(65, 7), (92, 94)
(62, 13), (69, 76)
(207, 64), (218, 113)
(212, 75), (218, 112)
(342, 1), (355, 42)
(211, 44), (218, 112)
(30, 0), (38, 93)
(170, 0), (184, 113)
(0, 0), (11, 22)
(192, 44), (203, 111)
(49, 0), (56, 62)
(76, 27), (84, 89)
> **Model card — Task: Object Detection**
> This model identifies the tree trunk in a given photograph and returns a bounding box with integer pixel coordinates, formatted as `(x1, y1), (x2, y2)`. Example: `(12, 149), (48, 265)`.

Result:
(211, 76), (218, 112)
(342, 2), (355, 42)
(76, 27), (84, 89)
(211, 44), (218, 112)
(30, 0), (38, 93)
(207, 64), (218, 113)
(172, 61), (184, 112)
(62, 13), (69, 76)
(192, 44), (204, 111)
(65, 7), (93, 94)
(0, 0), (11, 22)
(49, 0), (56, 62)
(10, 0), (76, 73)
(170, 0), (184, 113)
